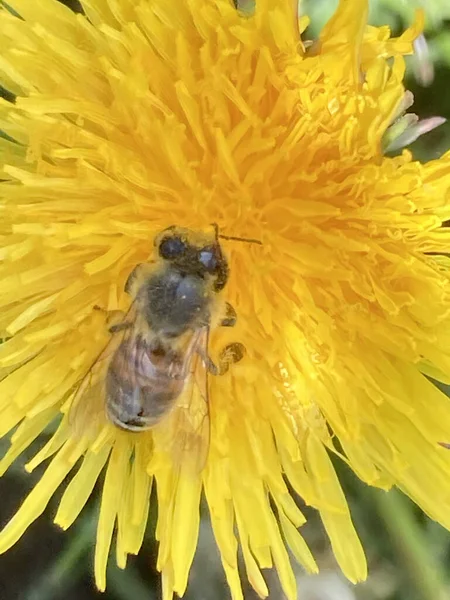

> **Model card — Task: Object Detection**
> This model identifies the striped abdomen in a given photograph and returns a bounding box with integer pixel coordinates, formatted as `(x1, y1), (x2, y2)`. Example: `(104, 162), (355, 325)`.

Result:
(105, 336), (191, 432)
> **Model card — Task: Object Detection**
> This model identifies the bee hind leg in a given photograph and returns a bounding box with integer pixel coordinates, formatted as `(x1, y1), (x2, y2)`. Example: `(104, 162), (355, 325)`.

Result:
(93, 305), (132, 334)
(108, 321), (133, 334)
(217, 342), (246, 375)
(202, 342), (246, 376)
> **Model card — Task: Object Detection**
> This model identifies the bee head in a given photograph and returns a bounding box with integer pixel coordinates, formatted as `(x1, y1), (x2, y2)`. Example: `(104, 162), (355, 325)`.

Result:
(155, 226), (229, 291)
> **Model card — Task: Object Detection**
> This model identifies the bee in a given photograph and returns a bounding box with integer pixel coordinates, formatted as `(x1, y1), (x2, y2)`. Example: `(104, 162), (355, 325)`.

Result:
(69, 224), (257, 467)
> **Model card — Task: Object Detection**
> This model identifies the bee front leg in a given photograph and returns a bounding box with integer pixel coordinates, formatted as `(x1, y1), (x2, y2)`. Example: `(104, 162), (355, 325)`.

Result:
(124, 262), (155, 295)
(220, 302), (237, 327)
(124, 264), (142, 295)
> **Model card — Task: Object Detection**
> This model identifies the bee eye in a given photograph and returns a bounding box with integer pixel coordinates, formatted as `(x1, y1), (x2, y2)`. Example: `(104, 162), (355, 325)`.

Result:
(198, 247), (219, 272)
(159, 236), (186, 259)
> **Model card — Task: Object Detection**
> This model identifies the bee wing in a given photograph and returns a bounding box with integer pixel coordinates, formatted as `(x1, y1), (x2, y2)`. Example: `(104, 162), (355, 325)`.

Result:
(153, 327), (211, 474)
(68, 303), (137, 441)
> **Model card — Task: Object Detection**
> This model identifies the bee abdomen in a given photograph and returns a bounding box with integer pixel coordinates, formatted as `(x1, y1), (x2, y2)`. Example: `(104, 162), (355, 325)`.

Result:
(105, 343), (186, 432)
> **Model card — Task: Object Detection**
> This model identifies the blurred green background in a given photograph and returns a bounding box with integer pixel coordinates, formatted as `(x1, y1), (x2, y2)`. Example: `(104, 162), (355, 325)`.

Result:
(1, 0), (450, 599)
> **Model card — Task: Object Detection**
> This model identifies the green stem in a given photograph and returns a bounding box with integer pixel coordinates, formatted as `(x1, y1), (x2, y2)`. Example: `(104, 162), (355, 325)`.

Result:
(25, 510), (97, 600)
(372, 488), (447, 600)
(109, 564), (156, 600)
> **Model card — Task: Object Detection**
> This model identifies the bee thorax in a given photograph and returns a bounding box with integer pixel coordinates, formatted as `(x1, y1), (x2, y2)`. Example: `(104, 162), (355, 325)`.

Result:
(141, 271), (210, 336)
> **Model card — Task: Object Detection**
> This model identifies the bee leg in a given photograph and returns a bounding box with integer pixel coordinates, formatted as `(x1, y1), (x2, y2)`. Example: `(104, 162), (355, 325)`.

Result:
(93, 306), (132, 334)
(124, 262), (156, 295)
(201, 342), (246, 376)
(216, 342), (246, 374)
(124, 263), (143, 295)
(220, 302), (237, 327)
(108, 321), (133, 334)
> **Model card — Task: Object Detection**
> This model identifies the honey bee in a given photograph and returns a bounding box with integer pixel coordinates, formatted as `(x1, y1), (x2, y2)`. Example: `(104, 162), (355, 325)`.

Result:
(69, 224), (256, 466)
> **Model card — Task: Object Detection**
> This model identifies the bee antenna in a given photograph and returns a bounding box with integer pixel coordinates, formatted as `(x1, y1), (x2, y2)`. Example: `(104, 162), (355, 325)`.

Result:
(218, 233), (263, 245)
(211, 222), (262, 246)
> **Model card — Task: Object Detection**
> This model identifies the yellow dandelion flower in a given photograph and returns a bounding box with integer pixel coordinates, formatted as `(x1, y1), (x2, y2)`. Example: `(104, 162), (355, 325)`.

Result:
(1, 0), (450, 599)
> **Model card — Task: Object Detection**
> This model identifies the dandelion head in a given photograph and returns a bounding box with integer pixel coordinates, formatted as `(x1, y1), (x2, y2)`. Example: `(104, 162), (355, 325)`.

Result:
(1, 1), (450, 599)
